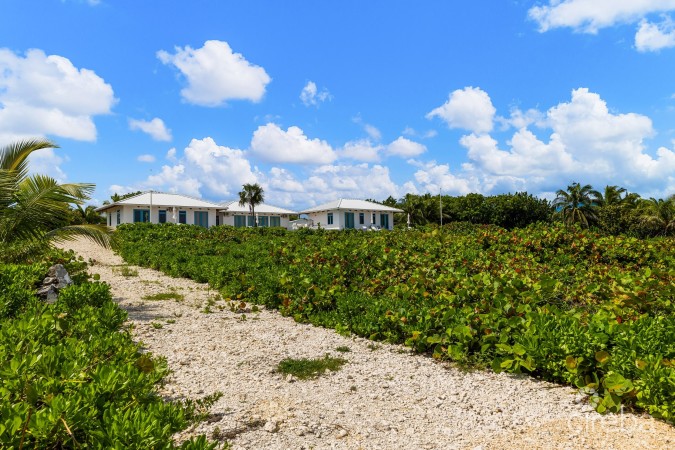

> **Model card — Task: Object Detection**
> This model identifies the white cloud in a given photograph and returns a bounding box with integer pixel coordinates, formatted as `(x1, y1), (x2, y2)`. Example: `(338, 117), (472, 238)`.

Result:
(340, 139), (383, 162)
(364, 124), (382, 141)
(166, 147), (177, 162)
(137, 154), (156, 163)
(386, 137), (427, 158)
(300, 81), (331, 106)
(454, 88), (675, 195)
(403, 127), (438, 139)
(29, 148), (67, 182)
(141, 137), (258, 198)
(528, 0), (675, 33)
(128, 117), (172, 141)
(636, 17), (675, 51)
(426, 87), (496, 134)
(0, 48), (115, 143)
(157, 40), (271, 106)
(250, 123), (337, 164)
(408, 160), (477, 195)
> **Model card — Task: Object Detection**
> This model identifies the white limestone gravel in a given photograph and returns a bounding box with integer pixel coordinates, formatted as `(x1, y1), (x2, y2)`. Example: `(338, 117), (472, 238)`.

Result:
(60, 238), (675, 449)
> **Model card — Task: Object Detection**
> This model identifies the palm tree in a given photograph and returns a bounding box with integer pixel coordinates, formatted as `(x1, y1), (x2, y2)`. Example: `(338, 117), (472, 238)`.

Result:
(598, 185), (627, 207)
(238, 183), (264, 227)
(552, 182), (602, 228)
(73, 204), (106, 225)
(0, 139), (111, 250)
(639, 196), (675, 236)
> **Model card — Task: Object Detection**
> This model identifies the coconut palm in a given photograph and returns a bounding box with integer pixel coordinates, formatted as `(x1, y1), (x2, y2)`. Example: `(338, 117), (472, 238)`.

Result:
(238, 183), (265, 227)
(598, 185), (627, 206)
(552, 182), (602, 228)
(639, 196), (675, 236)
(0, 139), (111, 249)
(72, 204), (106, 225)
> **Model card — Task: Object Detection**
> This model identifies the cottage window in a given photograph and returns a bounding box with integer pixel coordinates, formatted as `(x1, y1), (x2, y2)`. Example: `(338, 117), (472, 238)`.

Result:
(178, 210), (187, 224)
(327, 213), (334, 225)
(372, 213), (376, 224)
(380, 213), (389, 230)
(116, 210), (121, 225)
(108, 213), (112, 226)
(359, 212), (365, 225)
(133, 209), (150, 223)
(194, 211), (209, 228)
(234, 216), (246, 227)
(158, 210), (167, 223)
(270, 216), (281, 227)
(259, 216), (269, 227)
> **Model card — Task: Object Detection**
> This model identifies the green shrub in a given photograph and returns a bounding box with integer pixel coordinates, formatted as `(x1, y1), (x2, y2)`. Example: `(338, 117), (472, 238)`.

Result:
(114, 222), (675, 420)
(57, 281), (112, 309)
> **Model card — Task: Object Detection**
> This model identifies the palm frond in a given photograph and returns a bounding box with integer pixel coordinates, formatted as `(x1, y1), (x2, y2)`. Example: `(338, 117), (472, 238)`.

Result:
(0, 138), (58, 177)
(46, 224), (112, 249)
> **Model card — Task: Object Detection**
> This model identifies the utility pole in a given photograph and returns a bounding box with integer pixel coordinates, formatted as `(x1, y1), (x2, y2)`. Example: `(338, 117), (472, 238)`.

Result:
(439, 188), (443, 228)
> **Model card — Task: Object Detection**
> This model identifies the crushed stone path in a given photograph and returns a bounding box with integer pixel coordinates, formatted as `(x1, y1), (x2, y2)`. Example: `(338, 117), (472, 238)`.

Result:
(60, 238), (675, 450)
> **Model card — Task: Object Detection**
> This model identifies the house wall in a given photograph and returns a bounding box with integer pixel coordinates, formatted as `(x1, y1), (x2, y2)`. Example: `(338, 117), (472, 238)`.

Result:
(306, 210), (395, 230)
(106, 205), (218, 229)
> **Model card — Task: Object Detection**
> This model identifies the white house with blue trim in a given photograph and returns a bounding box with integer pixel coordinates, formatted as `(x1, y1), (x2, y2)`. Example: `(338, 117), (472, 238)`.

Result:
(96, 191), (297, 229)
(299, 199), (402, 230)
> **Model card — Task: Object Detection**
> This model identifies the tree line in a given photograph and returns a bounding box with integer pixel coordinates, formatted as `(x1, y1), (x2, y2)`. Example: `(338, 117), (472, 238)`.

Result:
(376, 182), (675, 237)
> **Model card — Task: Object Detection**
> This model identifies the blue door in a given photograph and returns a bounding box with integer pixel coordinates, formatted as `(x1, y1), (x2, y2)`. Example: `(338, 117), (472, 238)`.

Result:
(344, 212), (355, 229)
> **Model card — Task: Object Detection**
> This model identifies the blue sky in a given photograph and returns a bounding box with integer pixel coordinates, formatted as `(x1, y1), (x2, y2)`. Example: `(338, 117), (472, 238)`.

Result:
(1, 0), (675, 208)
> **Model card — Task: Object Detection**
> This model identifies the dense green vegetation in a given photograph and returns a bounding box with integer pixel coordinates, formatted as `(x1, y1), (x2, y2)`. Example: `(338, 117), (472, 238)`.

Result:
(0, 248), (218, 448)
(116, 223), (675, 421)
(383, 184), (675, 237)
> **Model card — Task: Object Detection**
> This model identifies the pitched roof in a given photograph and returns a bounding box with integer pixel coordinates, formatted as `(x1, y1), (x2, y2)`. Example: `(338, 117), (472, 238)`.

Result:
(299, 198), (403, 214)
(220, 201), (297, 215)
(95, 191), (221, 212)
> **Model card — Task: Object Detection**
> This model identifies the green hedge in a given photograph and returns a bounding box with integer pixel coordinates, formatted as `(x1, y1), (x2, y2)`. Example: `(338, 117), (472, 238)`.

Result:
(115, 223), (675, 421)
(0, 251), (217, 448)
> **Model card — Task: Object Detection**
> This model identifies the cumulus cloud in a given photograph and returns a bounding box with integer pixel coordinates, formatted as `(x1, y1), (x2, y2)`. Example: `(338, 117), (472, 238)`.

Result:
(453, 88), (675, 195)
(426, 87), (495, 134)
(29, 148), (67, 182)
(408, 159), (477, 195)
(528, 0), (675, 33)
(166, 147), (177, 162)
(140, 137), (258, 198)
(157, 40), (271, 106)
(635, 17), (675, 51)
(124, 136), (402, 209)
(300, 81), (331, 106)
(340, 139), (384, 162)
(250, 123), (337, 164)
(386, 137), (426, 157)
(128, 117), (172, 141)
(137, 154), (156, 163)
(0, 48), (115, 143)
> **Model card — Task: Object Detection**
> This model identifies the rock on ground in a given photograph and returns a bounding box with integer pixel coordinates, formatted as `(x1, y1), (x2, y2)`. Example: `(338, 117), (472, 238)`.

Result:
(59, 238), (675, 450)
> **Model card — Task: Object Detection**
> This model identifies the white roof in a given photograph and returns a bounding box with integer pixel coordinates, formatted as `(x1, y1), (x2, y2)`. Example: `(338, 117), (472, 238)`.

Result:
(220, 201), (297, 215)
(96, 191), (221, 211)
(300, 198), (403, 214)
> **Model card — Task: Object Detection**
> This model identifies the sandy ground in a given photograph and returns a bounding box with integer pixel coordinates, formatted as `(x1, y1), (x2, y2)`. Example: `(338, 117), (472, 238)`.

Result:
(59, 238), (675, 449)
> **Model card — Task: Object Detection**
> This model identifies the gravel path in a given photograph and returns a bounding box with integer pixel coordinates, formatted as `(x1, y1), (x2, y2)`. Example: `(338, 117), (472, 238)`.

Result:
(60, 239), (675, 449)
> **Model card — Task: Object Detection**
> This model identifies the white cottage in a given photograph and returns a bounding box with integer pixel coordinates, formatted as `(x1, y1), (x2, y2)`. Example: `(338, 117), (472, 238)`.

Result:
(299, 199), (402, 230)
(96, 191), (221, 229)
(218, 201), (296, 228)
(96, 191), (299, 229)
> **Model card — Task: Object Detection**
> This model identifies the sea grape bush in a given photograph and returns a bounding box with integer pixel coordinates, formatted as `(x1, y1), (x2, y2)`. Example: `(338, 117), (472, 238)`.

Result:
(0, 250), (217, 448)
(115, 223), (675, 421)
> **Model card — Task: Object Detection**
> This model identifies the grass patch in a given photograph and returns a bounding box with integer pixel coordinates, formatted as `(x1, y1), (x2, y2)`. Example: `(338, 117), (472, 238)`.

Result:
(113, 265), (138, 277)
(151, 322), (163, 329)
(335, 346), (351, 353)
(142, 291), (184, 301)
(277, 355), (347, 380)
